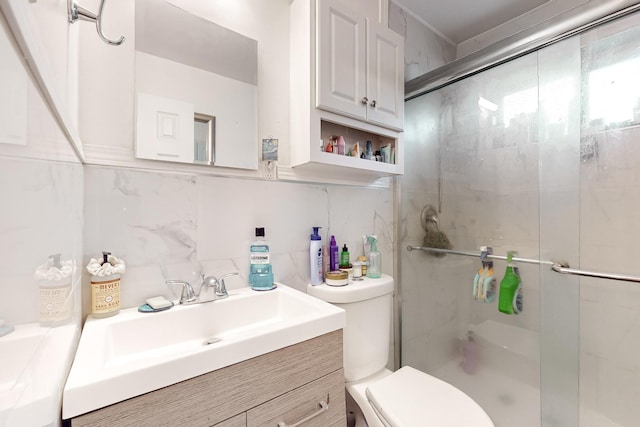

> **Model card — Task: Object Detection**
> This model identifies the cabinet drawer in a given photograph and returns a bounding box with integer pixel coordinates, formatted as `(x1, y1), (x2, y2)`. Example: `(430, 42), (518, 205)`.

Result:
(247, 369), (345, 427)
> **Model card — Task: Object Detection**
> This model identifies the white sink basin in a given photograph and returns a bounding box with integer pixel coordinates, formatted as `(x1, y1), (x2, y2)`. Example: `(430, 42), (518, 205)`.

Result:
(62, 284), (344, 419)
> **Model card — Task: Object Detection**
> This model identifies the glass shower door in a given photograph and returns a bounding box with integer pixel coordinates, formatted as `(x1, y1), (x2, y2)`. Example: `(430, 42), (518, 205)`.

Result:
(576, 12), (640, 427)
(401, 10), (640, 427)
(402, 50), (559, 426)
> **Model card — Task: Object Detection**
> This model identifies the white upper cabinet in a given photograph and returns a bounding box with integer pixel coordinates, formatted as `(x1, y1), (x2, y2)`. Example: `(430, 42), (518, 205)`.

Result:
(289, 0), (404, 180)
(317, 0), (404, 131)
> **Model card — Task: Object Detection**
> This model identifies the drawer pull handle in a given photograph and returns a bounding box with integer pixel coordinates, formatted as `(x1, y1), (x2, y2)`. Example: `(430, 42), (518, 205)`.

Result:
(277, 398), (329, 427)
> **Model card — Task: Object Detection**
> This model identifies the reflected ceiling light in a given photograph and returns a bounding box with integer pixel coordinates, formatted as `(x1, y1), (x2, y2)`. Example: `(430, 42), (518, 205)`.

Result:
(478, 96), (498, 112)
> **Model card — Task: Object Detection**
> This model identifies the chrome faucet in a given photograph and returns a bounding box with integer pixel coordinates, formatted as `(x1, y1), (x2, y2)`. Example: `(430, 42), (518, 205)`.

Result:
(166, 272), (239, 305)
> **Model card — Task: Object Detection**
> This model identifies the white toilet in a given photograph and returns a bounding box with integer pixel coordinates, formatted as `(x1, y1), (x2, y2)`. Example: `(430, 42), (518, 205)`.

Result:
(307, 274), (494, 427)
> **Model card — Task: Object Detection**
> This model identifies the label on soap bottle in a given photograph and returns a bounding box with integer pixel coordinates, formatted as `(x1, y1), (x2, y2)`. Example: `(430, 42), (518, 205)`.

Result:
(90, 275), (121, 315)
(39, 282), (72, 324)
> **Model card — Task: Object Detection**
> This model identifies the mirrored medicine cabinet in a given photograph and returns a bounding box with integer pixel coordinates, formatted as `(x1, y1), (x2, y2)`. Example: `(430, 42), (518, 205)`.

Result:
(134, 0), (258, 169)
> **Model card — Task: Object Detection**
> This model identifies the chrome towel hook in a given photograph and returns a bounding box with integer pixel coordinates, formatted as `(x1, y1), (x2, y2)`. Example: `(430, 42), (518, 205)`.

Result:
(68, 0), (125, 46)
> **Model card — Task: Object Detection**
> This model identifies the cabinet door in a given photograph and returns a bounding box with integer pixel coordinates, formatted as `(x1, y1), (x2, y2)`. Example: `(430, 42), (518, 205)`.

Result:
(317, 0), (367, 120)
(366, 20), (404, 131)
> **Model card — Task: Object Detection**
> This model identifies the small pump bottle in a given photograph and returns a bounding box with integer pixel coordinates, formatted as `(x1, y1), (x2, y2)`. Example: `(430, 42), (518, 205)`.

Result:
(366, 236), (382, 278)
(310, 227), (323, 286)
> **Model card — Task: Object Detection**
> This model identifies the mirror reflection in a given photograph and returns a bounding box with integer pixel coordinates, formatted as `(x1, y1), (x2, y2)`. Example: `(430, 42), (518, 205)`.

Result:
(134, 0), (258, 166)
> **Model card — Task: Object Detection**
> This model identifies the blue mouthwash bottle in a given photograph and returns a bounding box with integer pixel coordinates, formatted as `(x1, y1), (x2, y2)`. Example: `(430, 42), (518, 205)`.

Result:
(249, 227), (275, 291)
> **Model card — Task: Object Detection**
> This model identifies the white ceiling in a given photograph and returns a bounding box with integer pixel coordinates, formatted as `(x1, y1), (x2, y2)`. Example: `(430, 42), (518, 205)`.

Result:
(392, 0), (551, 44)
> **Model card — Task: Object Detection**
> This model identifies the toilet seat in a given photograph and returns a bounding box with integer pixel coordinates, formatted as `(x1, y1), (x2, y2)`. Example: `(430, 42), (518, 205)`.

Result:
(365, 366), (494, 427)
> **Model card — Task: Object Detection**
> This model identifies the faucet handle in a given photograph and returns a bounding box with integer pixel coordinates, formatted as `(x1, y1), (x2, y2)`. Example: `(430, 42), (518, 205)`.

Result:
(166, 280), (197, 304)
(216, 272), (239, 298)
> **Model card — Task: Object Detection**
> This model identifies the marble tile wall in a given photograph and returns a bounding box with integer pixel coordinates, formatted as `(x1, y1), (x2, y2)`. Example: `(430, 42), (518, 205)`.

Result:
(84, 166), (394, 311)
(388, 1), (456, 81)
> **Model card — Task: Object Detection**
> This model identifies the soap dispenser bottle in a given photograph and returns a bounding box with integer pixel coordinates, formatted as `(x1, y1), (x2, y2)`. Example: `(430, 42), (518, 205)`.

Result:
(310, 227), (323, 286)
(249, 227), (275, 291)
(366, 235), (381, 278)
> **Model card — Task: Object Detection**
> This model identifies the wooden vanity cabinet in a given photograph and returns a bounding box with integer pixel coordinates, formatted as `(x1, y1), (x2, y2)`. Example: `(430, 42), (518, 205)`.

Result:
(69, 330), (346, 427)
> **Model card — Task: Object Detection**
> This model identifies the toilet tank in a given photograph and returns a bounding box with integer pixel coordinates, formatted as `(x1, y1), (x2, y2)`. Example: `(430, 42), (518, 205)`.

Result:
(307, 275), (394, 382)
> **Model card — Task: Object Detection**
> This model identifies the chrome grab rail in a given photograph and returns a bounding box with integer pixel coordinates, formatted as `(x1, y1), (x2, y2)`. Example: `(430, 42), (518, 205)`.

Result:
(407, 245), (640, 284)
(550, 263), (640, 283)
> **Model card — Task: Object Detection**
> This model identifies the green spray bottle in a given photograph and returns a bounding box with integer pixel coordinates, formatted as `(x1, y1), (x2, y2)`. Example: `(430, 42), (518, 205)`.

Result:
(498, 251), (523, 314)
(366, 235), (381, 278)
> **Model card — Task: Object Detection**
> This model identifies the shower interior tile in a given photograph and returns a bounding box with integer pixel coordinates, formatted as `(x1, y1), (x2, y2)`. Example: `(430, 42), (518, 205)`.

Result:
(597, 358), (640, 426)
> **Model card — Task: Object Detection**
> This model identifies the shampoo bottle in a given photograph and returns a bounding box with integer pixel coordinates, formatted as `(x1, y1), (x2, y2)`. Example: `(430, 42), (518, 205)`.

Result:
(310, 227), (323, 286)
(498, 251), (522, 314)
(329, 235), (339, 272)
(366, 235), (382, 278)
(249, 227), (275, 291)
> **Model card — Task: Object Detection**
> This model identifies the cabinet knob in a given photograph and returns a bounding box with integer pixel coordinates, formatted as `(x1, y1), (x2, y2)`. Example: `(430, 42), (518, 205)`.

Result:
(361, 97), (368, 105)
(370, 100), (377, 108)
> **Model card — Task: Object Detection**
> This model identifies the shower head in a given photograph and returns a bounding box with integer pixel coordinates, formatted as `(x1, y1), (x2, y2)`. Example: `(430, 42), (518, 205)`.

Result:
(420, 205), (452, 256)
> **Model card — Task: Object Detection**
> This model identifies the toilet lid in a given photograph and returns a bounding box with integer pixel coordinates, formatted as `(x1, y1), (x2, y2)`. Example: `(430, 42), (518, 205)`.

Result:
(365, 366), (494, 427)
